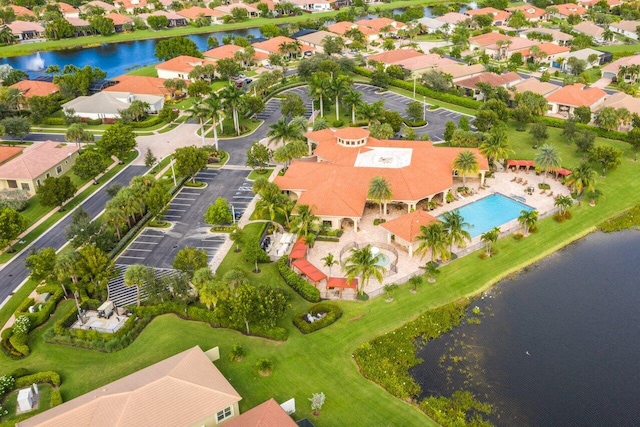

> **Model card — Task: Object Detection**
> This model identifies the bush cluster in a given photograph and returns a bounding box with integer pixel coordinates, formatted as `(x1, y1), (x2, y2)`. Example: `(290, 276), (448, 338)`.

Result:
(50, 389), (63, 407)
(403, 119), (427, 127)
(127, 116), (164, 129)
(600, 204), (640, 232)
(276, 257), (321, 302)
(293, 303), (342, 334)
(534, 116), (629, 142)
(15, 371), (61, 388)
(353, 302), (467, 400)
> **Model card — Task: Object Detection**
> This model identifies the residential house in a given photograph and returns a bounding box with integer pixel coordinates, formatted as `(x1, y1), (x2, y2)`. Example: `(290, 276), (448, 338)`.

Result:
(465, 7), (511, 26)
(327, 21), (379, 43)
(106, 13), (133, 32)
(224, 399), (298, 427)
(596, 92), (640, 123)
(435, 63), (487, 83)
(139, 11), (188, 27)
(395, 54), (457, 77)
(417, 17), (448, 34)
(0, 141), (79, 195)
(62, 91), (164, 122)
(16, 346), (244, 427)
(547, 3), (587, 19)
(289, 0), (336, 12)
(484, 37), (539, 60)
(274, 128), (489, 230)
(104, 75), (171, 97)
(519, 28), (573, 46)
(520, 42), (571, 63)
(176, 7), (224, 25)
(545, 83), (606, 116)
(572, 21), (605, 43)
(610, 20), (639, 41)
(81, 0), (117, 13)
(552, 48), (610, 71)
(65, 17), (93, 37)
(57, 2), (79, 18)
(455, 72), (522, 101)
(214, 3), (261, 18)
(356, 17), (408, 35)
(155, 55), (216, 80)
(9, 80), (59, 109)
(510, 78), (561, 100)
(506, 5), (546, 22)
(0, 147), (24, 167)
(601, 54), (640, 80)
(6, 21), (45, 42)
(468, 31), (511, 50)
(252, 36), (314, 59)
(113, 0), (152, 13)
(295, 30), (343, 54)
(367, 48), (425, 65)
(203, 44), (268, 66)
(7, 5), (35, 18)
(434, 12), (469, 27)
(578, 0), (621, 9)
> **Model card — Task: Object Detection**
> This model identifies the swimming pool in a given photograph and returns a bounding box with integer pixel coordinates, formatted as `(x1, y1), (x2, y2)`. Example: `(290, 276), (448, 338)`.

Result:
(440, 193), (534, 238)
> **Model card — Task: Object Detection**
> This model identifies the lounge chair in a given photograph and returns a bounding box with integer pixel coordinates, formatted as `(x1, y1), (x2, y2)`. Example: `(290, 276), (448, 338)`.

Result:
(511, 177), (517, 182)
(516, 177), (523, 184)
(523, 181), (528, 186)
(541, 189), (546, 195)
(548, 191), (554, 197)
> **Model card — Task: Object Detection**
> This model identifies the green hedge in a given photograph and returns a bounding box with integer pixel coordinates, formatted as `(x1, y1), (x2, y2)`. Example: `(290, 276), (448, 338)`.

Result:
(15, 297), (34, 315)
(86, 118), (102, 125)
(534, 116), (629, 142)
(15, 371), (61, 388)
(404, 119), (428, 127)
(9, 334), (29, 356)
(293, 302), (342, 334)
(276, 257), (321, 302)
(50, 389), (63, 407)
(43, 117), (65, 125)
(128, 116), (164, 129)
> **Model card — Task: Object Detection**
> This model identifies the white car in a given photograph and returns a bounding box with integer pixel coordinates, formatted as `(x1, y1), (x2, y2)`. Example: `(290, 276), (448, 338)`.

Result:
(538, 67), (548, 72)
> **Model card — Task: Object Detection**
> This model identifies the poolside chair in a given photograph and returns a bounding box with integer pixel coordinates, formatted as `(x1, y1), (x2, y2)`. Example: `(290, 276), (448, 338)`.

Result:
(541, 189), (546, 195)
(523, 181), (528, 186)
(511, 177), (517, 182)
(516, 177), (523, 184)
(548, 191), (554, 198)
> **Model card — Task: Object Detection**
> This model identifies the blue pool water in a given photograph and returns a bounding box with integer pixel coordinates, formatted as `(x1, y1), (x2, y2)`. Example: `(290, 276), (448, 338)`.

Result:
(440, 193), (533, 238)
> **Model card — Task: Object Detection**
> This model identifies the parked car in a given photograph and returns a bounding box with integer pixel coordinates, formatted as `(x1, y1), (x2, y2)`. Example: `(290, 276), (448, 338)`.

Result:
(538, 67), (548, 72)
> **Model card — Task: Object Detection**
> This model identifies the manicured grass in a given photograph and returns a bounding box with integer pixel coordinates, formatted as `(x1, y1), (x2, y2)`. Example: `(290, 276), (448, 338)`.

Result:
(203, 117), (262, 138)
(127, 65), (158, 77)
(1, 383), (53, 425)
(0, 279), (38, 330)
(247, 169), (272, 180)
(597, 42), (640, 53)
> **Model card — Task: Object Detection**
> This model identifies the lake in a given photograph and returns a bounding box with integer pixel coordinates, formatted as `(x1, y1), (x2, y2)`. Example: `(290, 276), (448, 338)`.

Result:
(410, 231), (640, 426)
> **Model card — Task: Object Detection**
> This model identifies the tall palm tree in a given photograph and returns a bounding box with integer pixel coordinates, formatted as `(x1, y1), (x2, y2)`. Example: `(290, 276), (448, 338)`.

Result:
(357, 101), (385, 126)
(202, 94), (225, 150)
(309, 72), (331, 118)
(480, 227), (500, 257)
(266, 117), (305, 146)
(518, 209), (539, 236)
(479, 127), (513, 168)
(416, 222), (450, 263)
(367, 176), (392, 218)
(554, 195), (573, 218)
(321, 252), (338, 277)
(564, 163), (595, 197)
(452, 150), (479, 190)
(221, 84), (244, 136)
(343, 90), (363, 124)
(440, 210), (471, 252)
(65, 123), (93, 151)
(343, 245), (386, 295)
(0, 87), (25, 112)
(289, 204), (319, 239)
(255, 184), (282, 221)
(187, 101), (210, 146)
(330, 75), (351, 120)
(123, 264), (150, 307)
(535, 143), (561, 184)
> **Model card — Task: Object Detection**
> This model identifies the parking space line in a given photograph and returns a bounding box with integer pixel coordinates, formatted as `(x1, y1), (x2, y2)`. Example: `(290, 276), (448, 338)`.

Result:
(167, 207), (187, 211)
(233, 196), (254, 199)
(170, 203), (192, 207)
(133, 241), (160, 245)
(126, 248), (153, 252)
(118, 255), (146, 260)
(139, 234), (162, 238)
(173, 197), (196, 201)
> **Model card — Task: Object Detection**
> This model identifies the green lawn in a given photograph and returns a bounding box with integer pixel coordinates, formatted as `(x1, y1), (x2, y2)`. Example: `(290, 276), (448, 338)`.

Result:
(127, 65), (158, 77)
(247, 169), (272, 181)
(1, 383), (53, 425)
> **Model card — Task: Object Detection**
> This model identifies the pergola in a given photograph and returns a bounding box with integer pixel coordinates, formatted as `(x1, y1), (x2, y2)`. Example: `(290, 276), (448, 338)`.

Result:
(288, 239), (308, 261)
(507, 159), (535, 172)
(326, 277), (358, 297)
(291, 259), (327, 285)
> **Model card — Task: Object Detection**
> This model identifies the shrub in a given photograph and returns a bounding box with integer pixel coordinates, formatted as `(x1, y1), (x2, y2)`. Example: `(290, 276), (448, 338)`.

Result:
(538, 183), (550, 190)
(332, 119), (344, 127)
(15, 298), (34, 315)
(229, 344), (246, 362)
(10, 368), (29, 378)
(127, 116), (164, 129)
(43, 117), (65, 126)
(293, 303), (343, 334)
(250, 325), (288, 341)
(15, 371), (61, 388)
(13, 315), (30, 336)
(50, 389), (63, 407)
(403, 119), (427, 127)
(276, 257), (321, 302)
(1, 327), (13, 341)
(0, 375), (15, 395)
(86, 118), (103, 126)
(256, 358), (273, 376)
(9, 333), (29, 356)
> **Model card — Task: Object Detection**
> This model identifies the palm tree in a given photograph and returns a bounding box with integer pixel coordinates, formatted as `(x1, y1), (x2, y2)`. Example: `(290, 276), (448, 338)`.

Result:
(357, 101), (385, 126)
(518, 209), (539, 236)
(65, 123), (93, 151)
(343, 245), (387, 295)
(309, 72), (331, 118)
(266, 117), (305, 146)
(440, 210), (471, 252)
(221, 84), (244, 136)
(554, 195), (573, 219)
(367, 176), (392, 218)
(321, 252), (338, 277)
(452, 150), (479, 190)
(480, 227), (500, 257)
(289, 204), (319, 239)
(565, 163), (595, 197)
(535, 144), (561, 184)
(416, 222), (450, 263)
(255, 184), (282, 221)
(479, 127), (513, 168)
(203, 94), (225, 150)
(188, 101), (210, 146)
(1, 87), (25, 112)
(330, 75), (351, 120)
(343, 90), (363, 124)
(123, 264), (150, 307)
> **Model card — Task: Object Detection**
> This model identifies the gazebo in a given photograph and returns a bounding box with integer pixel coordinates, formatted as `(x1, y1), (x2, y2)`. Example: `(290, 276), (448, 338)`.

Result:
(507, 159), (535, 172)
(326, 277), (358, 298)
(291, 259), (327, 285)
(380, 210), (440, 257)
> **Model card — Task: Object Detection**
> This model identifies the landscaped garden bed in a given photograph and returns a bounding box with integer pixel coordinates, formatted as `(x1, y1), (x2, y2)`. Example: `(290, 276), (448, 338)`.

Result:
(293, 303), (342, 334)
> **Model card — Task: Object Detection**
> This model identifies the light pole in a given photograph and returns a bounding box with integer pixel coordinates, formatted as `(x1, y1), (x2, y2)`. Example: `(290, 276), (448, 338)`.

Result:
(423, 96), (426, 121)
(231, 204), (236, 224)
(170, 158), (177, 187)
(413, 75), (417, 99)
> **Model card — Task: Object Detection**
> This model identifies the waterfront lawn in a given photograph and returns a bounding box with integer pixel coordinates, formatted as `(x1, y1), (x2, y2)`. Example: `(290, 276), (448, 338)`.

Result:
(127, 65), (158, 77)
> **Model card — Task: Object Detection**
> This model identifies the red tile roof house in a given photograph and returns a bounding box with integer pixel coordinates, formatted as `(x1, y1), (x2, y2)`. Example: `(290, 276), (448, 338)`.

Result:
(455, 72), (522, 101)
(65, 17), (93, 37)
(327, 21), (380, 43)
(113, 0), (152, 13)
(105, 13), (133, 32)
(7, 5), (35, 18)
(506, 5), (547, 21)
(465, 7), (511, 26)
(547, 3), (587, 19)
(252, 36), (314, 59)
(6, 21), (45, 42)
(435, 63), (487, 83)
(104, 75), (171, 97)
(380, 209), (440, 257)
(483, 37), (540, 60)
(0, 141), (79, 195)
(468, 31), (511, 50)
(80, 0), (117, 13)
(519, 42), (571, 63)
(578, 0), (621, 10)
(572, 21), (605, 43)
(138, 10), (188, 27)
(545, 83), (606, 117)
(176, 6), (225, 25)
(57, 2), (79, 18)
(601, 54), (640, 80)
(9, 80), (59, 110)
(155, 55), (216, 80)
(214, 3), (261, 18)
(274, 128), (489, 231)
(356, 17), (408, 35)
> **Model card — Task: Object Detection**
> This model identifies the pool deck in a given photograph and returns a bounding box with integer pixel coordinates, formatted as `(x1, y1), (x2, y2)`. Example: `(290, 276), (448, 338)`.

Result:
(305, 171), (570, 298)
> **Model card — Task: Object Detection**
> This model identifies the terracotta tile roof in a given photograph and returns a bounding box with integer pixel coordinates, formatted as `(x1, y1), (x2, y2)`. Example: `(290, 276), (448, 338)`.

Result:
(275, 129), (488, 219)
(106, 13), (133, 25)
(506, 5), (546, 18)
(259, 0), (277, 10)
(597, 92), (640, 115)
(0, 146), (24, 165)
(366, 48), (424, 64)
(203, 44), (243, 60)
(224, 399), (297, 427)
(336, 127), (370, 139)
(252, 36), (313, 54)
(381, 210), (440, 243)
(291, 259), (327, 282)
(327, 21), (377, 36)
(82, 1), (117, 12)
(296, 30), (342, 47)
(610, 20), (639, 33)
(113, 0), (148, 9)
(326, 277), (357, 289)
(466, 7), (511, 22)
(573, 21), (604, 38)
(214, 3), (259, 14)
(138, 10), (186, 21)
(10, 80), (58, 98)
(176, 6), (222, 19)
(435, 12), (468, 24)
(455, 71), (521, 89)
(551, 3), (587, 16)
(356, 17), (407, 31)
(485, 37), (538, 52)
(7, 20), (44, 34)
(469, 31), (511, 47)
(0, 141), (79, 180)
(511, 78), (560, 97)
(520, 28), (573, 41)
(520, 42), (570, 57)
(545, 83), (606, 107)
(17, 346), (242, 427)
(602, 54), (640, 75)
(104, 75), (171, 96)
(58, 2), (79, 14)
(7, 5), (35, 17)
(65, 17), (90, 27)
(155, 55), (214, 73)
(396, 54), (457, 71)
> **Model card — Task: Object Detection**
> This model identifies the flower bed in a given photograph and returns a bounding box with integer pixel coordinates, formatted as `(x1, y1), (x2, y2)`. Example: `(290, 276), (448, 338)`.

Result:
(293, 303), (342, 334)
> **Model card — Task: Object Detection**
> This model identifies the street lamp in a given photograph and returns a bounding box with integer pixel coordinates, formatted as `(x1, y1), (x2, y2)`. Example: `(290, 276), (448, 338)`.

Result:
(413, 75), (417, 99)
(170, 158), (177, 187)
(231, 204), (236, 224)
(423, 96), (426, 121)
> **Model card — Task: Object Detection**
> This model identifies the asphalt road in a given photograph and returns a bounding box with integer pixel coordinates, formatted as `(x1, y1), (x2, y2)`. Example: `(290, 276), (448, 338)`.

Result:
(0, 165), (147, 305)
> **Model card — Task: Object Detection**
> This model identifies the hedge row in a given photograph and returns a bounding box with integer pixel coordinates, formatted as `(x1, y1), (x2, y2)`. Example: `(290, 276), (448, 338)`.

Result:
(534, 116), (629, 142)
(15, 297), (35, 315)
(276, 257), (321, 302)
(50, 389), (63, 407)
(293, 302), (342, 334)
(15, 371), (61, 388)
(127, 116), (164, 129)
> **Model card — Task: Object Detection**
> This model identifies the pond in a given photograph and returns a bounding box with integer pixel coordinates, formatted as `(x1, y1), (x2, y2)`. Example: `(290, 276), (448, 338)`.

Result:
(410, 231), (640, 426)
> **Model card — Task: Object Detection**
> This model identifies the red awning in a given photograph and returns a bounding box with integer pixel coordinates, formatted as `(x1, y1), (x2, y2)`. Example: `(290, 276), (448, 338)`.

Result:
(288, 239), (308, 260)
(291, 259), (327, 283)
(556, 168), (572, 176)
(326, 277), (358, 290)
(507, 160), (535, 168)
